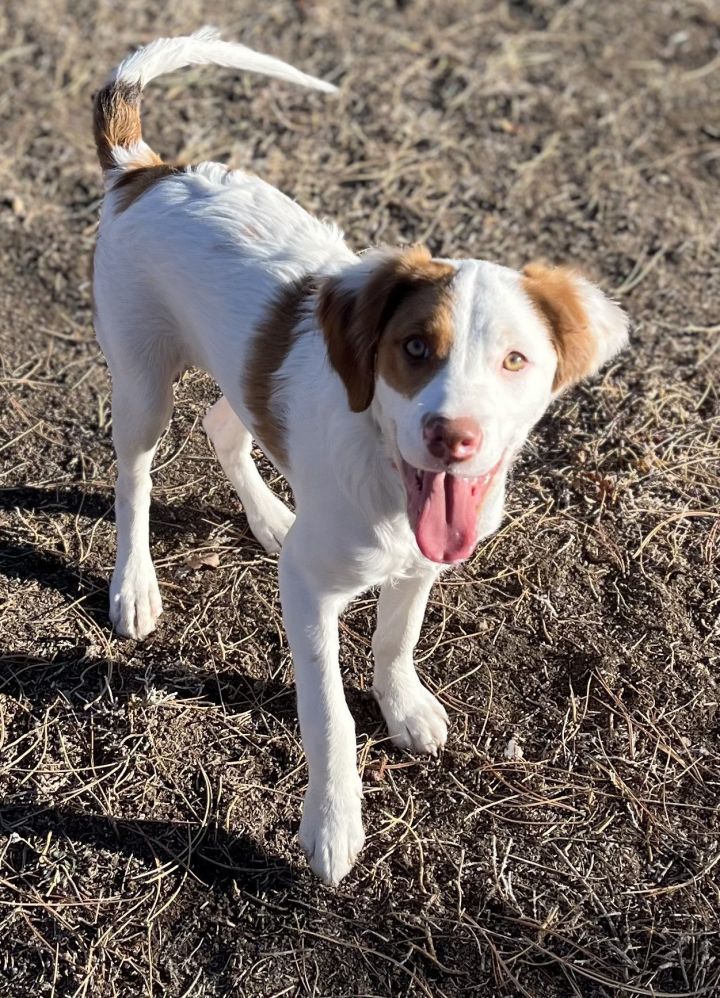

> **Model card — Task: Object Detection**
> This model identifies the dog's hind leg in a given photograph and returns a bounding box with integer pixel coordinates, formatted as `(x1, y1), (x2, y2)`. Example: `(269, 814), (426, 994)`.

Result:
(203, 396), (295, 554)
(108, 365), (174, 640)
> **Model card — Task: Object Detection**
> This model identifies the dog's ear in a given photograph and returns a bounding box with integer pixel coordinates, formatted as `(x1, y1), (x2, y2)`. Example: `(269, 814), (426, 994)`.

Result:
(318, 246), (454, 412)
(522, 263), (629, 394)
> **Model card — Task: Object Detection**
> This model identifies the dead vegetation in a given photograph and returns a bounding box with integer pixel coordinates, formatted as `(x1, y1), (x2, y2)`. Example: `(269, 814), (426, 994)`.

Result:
(1, 0), (719, 994)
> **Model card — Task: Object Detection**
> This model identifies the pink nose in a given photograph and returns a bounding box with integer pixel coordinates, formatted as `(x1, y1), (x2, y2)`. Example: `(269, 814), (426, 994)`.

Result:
(423, 415), (482, 464)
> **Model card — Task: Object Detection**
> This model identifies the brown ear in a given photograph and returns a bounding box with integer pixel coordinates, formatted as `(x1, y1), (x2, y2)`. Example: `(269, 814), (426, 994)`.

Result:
(522, 262), (629, 393)
(522, 263), (595, 392)
(318, 245), (454, 412)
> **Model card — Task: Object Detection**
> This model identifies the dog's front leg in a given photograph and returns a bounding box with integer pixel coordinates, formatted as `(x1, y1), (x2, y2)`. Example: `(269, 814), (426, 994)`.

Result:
(279, 537), (364, 885)
(372, 569), (448, 755)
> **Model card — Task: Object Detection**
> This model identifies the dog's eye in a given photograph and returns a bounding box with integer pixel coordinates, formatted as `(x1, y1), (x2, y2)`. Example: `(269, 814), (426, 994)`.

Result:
(404, 337), (430, 361)
(503, 351), (527, 372)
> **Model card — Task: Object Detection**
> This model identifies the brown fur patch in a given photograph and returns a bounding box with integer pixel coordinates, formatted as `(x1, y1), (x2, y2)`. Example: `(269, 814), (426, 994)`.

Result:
(376, 281), (455, 397)
(244, 275), (318, 468)
(318, 245), (455, 411)
(522, 263), (595, 391)
(112, 163), (184, 213)
(93, 81), (160, 172)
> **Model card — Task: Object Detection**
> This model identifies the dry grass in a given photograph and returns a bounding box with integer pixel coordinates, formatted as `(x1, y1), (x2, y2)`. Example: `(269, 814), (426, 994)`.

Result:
(1, 0), (719, 994)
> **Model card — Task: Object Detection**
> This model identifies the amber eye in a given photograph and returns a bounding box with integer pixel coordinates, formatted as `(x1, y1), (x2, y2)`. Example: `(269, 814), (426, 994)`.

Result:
(404, 337), (430, 361)
(503, 351), (527, 372)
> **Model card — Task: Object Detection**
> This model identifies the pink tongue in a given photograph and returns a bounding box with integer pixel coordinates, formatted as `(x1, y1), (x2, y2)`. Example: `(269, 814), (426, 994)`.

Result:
(413, 471), (479, 564)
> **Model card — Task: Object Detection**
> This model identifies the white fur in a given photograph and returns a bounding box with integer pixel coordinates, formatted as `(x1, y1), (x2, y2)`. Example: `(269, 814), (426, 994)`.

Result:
(93, 33), (629, 884)
(110, 26), (336, 94)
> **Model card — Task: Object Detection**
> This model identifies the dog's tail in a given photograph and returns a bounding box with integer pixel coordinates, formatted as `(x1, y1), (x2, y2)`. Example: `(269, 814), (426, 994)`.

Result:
(93, 27), (336, 173)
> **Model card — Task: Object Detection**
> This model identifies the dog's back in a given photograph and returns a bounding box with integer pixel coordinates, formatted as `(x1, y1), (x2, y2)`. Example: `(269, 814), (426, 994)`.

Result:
(95, 162), (350, 378)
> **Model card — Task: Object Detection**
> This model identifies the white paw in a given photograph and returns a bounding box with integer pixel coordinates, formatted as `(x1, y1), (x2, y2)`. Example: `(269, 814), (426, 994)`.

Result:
(373, 678), (449, 755)
(109, 561), (162, 639)
(298, 778), (365, 885)
(245, 496), (295, 555)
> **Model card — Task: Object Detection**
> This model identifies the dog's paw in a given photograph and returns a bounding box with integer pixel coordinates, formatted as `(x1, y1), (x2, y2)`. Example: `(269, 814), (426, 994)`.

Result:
(373, 678), (448, 755)
(246, 496), (296, 555)
(109, 563), (162, 640)
(298, 778), (364, 885)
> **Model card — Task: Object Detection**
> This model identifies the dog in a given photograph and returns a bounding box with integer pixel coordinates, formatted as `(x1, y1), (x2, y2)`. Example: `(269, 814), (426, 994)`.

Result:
(92, 29), (629, 884)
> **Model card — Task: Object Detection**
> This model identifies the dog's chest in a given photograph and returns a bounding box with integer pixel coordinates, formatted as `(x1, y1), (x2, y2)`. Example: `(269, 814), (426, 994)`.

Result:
(345, 512), (435, 589)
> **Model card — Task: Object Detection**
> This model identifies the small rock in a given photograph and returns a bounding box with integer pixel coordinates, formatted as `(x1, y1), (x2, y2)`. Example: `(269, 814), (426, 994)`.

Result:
(503, 738), (524, 761)
(186, 551), (221, 570)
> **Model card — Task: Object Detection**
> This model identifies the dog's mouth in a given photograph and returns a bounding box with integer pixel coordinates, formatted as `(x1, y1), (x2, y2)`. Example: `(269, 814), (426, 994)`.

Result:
(400, 459), (501, 564)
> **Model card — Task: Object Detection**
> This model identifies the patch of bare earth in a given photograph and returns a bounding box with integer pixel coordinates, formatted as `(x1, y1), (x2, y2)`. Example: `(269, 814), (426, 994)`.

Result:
(0, 0), (718, 994)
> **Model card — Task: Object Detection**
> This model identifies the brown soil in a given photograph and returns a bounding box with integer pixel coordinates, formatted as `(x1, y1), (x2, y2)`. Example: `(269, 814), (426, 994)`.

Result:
(1, 1), (719, 995)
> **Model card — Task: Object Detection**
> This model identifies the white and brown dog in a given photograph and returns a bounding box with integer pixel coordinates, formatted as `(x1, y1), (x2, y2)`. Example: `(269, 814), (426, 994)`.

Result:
(92, 30), (628, 884)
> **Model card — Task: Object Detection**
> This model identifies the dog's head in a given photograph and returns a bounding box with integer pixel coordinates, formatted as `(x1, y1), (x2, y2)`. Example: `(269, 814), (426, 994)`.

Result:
(318, 245), (629, 564)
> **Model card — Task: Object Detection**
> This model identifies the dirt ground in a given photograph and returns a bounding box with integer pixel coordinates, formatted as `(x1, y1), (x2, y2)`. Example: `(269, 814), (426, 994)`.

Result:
(1, 0), (719, 994)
